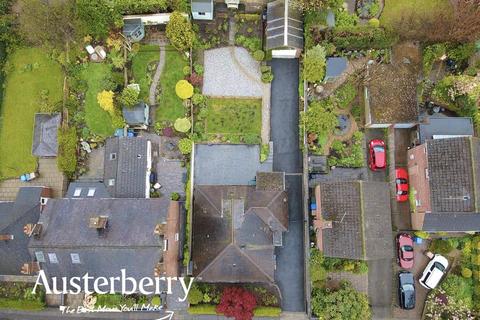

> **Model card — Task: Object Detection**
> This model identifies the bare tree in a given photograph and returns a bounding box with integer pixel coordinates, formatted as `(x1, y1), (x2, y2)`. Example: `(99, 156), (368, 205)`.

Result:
(448, 0), (480, 42)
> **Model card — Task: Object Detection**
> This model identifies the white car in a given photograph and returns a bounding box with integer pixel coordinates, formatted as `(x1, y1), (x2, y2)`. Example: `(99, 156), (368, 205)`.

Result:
(419, 254), (448, 289)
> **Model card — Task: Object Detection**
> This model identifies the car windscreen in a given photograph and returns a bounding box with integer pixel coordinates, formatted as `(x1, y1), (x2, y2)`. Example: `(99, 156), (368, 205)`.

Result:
(373, 146), (384, 153)
(434, 262), (446, 271)
(402, 284), (414, 292)
(402, 245), (413, 252)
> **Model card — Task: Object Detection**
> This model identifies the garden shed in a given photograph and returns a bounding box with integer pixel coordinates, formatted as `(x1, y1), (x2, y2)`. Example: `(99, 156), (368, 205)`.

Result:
(325, 57), (348, 82)
(32, 113), (61, 157)
(191, 0), (214, 20)
(122, 101), (150, 130)
(123, 18), (145, 42)
(266, 0), (303, 58)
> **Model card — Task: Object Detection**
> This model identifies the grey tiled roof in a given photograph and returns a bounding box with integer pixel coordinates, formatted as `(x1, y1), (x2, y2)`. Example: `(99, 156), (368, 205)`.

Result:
(194, 144), (272, 186)
(104, 136), (150, 198)
(418, 116), (473, 144)
(266, 0), (303, 50)
(326, 57), (348, 79)
(66, 182), (110, 198)
(192, 185), (288, 283)
(191, 0), (212, 13)
(319, 181), (392, 260)
(0, 187), (44, 275)
(423, 213), (480, 232)
(427, 137), (475, 212)
(29, 197), (171, 288)
(122, 102), (148, 126)
(32, 113), (61, 157)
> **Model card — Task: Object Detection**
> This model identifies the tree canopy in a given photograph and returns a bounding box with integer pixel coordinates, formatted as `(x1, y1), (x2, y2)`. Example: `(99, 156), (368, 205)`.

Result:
(166, 11), (195, 52)
(303, 45), (327, 83)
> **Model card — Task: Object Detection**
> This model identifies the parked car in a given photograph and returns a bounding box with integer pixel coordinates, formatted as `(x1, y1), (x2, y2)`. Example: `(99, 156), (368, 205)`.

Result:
(419, 254), (449, 289)
(395, 168), (409, 202)
(396, 233), (414, 269)
(368, 139), (386, 171)
(398, 271), (416, 310)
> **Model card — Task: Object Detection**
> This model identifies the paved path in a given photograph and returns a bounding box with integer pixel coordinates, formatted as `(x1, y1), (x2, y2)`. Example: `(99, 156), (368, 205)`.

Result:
(228, 15), (235, 45)
(0, 158), (67, 201)
(270, 59), (305, 312)
(149, 45), (166, 106)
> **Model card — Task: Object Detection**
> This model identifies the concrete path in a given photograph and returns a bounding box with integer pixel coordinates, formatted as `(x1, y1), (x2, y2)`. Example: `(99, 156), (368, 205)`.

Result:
(228, 16), (235, 45)
(270, 59), (305, 313)
(149, 45), (166, 106)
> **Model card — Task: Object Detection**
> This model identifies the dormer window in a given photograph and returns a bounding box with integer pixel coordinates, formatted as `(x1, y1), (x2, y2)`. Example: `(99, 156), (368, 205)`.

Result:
(48, 253), (58, 264)
(35, 251), (45, 263)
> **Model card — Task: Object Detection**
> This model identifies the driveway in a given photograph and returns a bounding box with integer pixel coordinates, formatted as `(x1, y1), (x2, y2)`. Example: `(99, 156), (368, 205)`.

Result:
(365, 128), (387, 182)
(270, 59), (305, 312)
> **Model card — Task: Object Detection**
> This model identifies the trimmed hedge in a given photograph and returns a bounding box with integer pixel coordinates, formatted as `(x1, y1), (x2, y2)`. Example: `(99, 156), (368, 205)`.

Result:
(330, 26), (398, 50)
(187, 304), (282, 317)
(57, 127), (78, 177)
(188, 304), (218, 315)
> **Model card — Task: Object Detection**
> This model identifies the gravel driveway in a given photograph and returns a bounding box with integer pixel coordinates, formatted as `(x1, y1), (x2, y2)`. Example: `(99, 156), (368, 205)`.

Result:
(202, 47), (263, 98)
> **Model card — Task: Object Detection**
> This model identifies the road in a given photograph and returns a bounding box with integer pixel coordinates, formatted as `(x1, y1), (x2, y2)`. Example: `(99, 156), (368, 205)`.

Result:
(270, 59), (305, 312)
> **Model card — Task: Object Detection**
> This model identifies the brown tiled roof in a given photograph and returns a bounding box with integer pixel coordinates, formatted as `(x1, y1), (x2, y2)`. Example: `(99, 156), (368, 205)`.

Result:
(316, 181), (392, 260)
(192, 185), (288, 283)
(165, 201), (180, 277)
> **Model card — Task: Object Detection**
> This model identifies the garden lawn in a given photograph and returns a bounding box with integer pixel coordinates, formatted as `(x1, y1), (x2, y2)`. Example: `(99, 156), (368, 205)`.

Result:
(0, 298), (44, 311)
(381, 0), (452, 29)
(132, 44), (160, 100)
(0, 48), (62, 178)
(202, 98), (261, 142)
(82, 63), (114, 137)
(156, 47), (189, 122)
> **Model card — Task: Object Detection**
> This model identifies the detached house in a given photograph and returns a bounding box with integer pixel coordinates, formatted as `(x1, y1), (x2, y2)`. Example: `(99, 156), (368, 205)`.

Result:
(27, 197), (181, 289)
(313, 181), (393, 260)
(407, 136), (480, 232)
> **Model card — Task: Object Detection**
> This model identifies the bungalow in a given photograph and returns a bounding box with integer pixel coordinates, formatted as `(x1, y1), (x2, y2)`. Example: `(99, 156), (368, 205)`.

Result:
(313, 181), (393, 260)
(407, 136), (480, 232)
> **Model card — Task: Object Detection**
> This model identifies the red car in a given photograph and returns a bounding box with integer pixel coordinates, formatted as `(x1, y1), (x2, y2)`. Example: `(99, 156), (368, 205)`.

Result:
(368, 139), (386, 171)
(397, 233), (414, 269)
(395, 168), (409, 202)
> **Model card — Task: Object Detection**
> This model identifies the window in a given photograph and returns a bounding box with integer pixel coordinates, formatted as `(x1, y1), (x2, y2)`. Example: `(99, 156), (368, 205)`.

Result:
(198, 12), (206, 15)
(35, 251), (45, 263)
(48, 253), (58, 264)
(73, 188), (82, 197)
(87, 188), (96, 197)
(425, 169), (429, 179)
(108, 179), (115, 186)
(109, 153), (117, 160)
(415, 199), (421, 207)
(71, 253), (81, 264)
(175, 233), (179, 241)
(163, 239), (168, 251)
(40, 197), (48, 205)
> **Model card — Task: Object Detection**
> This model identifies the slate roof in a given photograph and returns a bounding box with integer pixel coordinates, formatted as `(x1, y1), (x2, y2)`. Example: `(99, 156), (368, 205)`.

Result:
(427, 137), (477, 213)
(266, 0), (303, 50)
(0, 187), (45, 275)
(32, 113), (61, 157)
(423, 213), (480, 232)
(191, 0), (213, 13)
(192, 185), (288, 283)
(122, 102), (148, 126)
(104, 136), (151, 198)
(66, 182), (110, 198)
(318, 181), (393, 260)
(28, 197), (179, 288)
(418, 116), (474, 144)
(194, 144), (272, 185)
(123, 18), (142, 34)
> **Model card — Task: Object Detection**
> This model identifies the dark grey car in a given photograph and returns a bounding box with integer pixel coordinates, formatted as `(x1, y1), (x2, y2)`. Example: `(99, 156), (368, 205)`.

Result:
(398, 271), (415, 310)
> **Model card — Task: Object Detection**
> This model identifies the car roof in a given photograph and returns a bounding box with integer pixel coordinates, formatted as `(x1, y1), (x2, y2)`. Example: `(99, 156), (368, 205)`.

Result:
(424, 268), (444, 288)
(432, 254), (449, 267)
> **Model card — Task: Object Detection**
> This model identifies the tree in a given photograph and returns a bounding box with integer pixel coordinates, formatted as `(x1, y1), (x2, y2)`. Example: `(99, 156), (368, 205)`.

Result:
(97, 90), (115, 114)
(448, 0), (480, 42)
(290, 0), (342, 12)
(174, 117), (191, 133)
(187, 284), (203, 305)
(57, 127), (77, 177)
(301, 99), (338, 137)
(312, 282), (371, 320)
(178, 138), (193, 155)
(175, 80), (194, 99)
(303, 45), (326, 83)
(76, 0), (121, 40)
(18, 0), (80, 49)
(166, 11), (195, 52)
(118, 87), (139, 108)
(216, 287), (257, 320)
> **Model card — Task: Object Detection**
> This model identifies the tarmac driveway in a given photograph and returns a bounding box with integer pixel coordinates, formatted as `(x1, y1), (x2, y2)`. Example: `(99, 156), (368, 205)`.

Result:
(270, 59), (305, 312)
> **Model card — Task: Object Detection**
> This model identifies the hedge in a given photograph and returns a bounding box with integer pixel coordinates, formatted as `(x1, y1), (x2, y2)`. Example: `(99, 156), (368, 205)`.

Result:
(187, 304), (218, 315)
(187, 304), (282, 317)
(57, 127), (78, 177)
(330, 26), (398, 50)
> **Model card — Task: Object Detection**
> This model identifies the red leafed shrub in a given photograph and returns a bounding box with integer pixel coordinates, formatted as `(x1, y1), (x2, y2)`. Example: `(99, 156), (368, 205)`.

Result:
(162, 127), (174, 137)
(187, 72), (203, 87)
(216, 287), (257, 320)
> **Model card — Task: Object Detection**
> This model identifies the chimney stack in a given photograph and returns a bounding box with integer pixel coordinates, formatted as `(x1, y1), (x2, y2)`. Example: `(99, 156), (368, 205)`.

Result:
(20, 262), (40, 275)
(89, 216), (108, 229)
(23, 224), (43, 238)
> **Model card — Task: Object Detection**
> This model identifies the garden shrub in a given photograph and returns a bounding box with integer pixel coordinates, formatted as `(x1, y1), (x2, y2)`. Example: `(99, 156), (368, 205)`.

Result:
(178, 138), (193, 154)
(188, 284), (203, 305)
(253, 50), (265, 61)
(303, 45), (326, 83)
(462, 268), (473, 278)
(57, 127), (77, 177)
(447, 43), (476, 62)
(429, 239), (453, 255)
(166, 11), (195, 51)
(76, 1), (122, 40)
(261, 70), (274, 83)
(439, 274), (474, 308)
(235, 35), (261, 52)
(151, 296), (161, 306)
(174, 117), (191, 133)
(423, 43), (447, 75)
(170, 192), (180, 201)
(260, 144), (270, 163)
(175, 80), (194, 99)
(368, 18), (380, 28)
(97, 90), (115, 114)
(310, 249), (327, 285)
(334, 81), (357, 109)
(414, 231), (430, 239)
(328, 131), (365, 168)
(216, 287), (256, 320)
(118, 86), (139, 108)
(192, 93), (207, 106)
(193, 63), (204, 75)
(335, 10), (358, 27)
(302, 99), (337, 138)
(330, 26), (398, 50)
(183, 65), (191, 76)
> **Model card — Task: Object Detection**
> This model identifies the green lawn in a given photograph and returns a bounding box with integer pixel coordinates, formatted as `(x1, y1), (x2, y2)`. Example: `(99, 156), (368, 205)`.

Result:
(381, 0), (453, 30)
(156, 47), (189, 122)
(0, 298), (44, 311)
(0, 48), (63, 178)
(199, 98), (262, 143)
(82, 63), (115, 137)
(132, 44), (160, 100)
